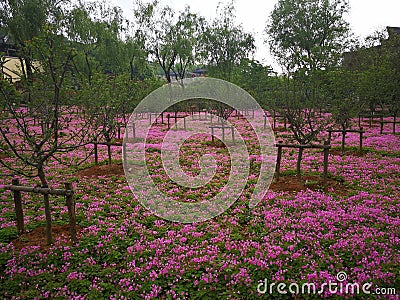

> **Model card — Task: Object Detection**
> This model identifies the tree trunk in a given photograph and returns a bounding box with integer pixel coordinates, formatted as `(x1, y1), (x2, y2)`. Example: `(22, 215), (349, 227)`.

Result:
(341, 128), (346, 153)
(85, 52), (92, 85)
(296, 147), (303, 180)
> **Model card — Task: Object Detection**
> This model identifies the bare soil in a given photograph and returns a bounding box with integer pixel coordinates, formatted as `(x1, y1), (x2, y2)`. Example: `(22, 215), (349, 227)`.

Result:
(329, 149), (365, 157)
(270, 174), (348, 195)
(11, 224), (82, 251)
(75, 163), (348, 195)
(75, 163), (125, 177)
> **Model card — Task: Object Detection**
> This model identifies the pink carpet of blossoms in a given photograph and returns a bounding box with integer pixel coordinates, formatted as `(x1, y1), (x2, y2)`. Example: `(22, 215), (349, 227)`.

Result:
(0, 112), (399, 299)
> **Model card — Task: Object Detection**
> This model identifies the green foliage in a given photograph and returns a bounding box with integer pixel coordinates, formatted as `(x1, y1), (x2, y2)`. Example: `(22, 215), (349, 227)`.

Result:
(81, 73), (163, 144)
(266, 0), (350, 144)
(321, 69), (360, 129)
(200, 2), (255, 82)
(266, 0), (350, 72)
(0, 76), (21, 108)
(231, 59), (276, 109)
(0, 0), (65, 79)
(0, 227), (18, 244)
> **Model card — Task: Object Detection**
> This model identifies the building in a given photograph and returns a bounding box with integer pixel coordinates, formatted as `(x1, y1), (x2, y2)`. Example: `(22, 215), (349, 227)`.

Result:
(342, 26), (400, 71)
(1, 56), (25, 82)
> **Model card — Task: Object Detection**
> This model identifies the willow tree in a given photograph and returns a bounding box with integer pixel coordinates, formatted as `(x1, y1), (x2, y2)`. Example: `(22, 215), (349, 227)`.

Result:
(199, 2), (255, 120)
(200, 2), (255, 83)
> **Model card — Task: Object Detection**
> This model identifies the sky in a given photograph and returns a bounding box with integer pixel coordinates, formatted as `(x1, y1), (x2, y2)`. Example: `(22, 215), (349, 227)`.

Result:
(113, 0), (400, 70)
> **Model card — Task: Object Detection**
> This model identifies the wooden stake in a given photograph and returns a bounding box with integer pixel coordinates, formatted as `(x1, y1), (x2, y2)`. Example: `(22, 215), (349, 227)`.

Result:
(276, 141), (283, 181)
(65, 182), (77, 243)
(12, 178), (25, 235)
(323, 141), (329, 186)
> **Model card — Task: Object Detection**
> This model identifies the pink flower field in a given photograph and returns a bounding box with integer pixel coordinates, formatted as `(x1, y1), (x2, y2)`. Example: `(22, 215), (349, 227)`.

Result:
(0, 113), (399, 299)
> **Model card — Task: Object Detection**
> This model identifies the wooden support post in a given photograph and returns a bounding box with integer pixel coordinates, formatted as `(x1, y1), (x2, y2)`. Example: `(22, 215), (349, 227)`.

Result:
(264, 114), (267, 130)
(222, 123), (225, 141)
(132, 123), (136, 141)
(65, 182), (77, 243)
(94, 138), (98, 165)
(323, 141), (329, 187)
(211, 127), (215, 142)
(43, 190), (52, 245)
(328, 130), (332, 143)
(167, 114), (170, 130)
(360, 127), (363, 152)
(275, 141), (283, 181)
(231, 126), (235, 144)
(12, 178), (25, 235)
(341, 130), (346, 153)
(380, 120), (384, 134)
(107, 144), (112, 165)
(183, 117), (186, 130)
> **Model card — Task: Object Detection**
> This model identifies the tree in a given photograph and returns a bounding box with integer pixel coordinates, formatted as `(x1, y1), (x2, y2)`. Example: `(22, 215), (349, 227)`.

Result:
(67, 1), (129, 84)
(197, 2), (255, 121)
(348, 29), (400, 116)
(134, 0), (176, 83)
(134, 1), (203, 84)
(125, 25), (149, 80)
(0, 25), (97, 245)
(0, 0), (65, 81)
(384, 30), (400, 119)
(265, 0), (350, 145)
(67, 3), (100, 85)
(171, 7), (204, 81)
(200, 2), (255, 82)
(230, 58), (276, 109)
(266, 0), (350, 72)
(322, 69), (360, 130)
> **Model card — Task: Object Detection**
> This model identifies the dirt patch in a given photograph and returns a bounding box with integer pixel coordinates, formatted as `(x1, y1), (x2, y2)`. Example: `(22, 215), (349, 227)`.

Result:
(10, 224), (82, 251)
(75, 163), (125, 178)
(75, 163), (348, 194)
(273, 127), (289, 132)
(270, 174), (348, 195)
(329, 149), (365, 157)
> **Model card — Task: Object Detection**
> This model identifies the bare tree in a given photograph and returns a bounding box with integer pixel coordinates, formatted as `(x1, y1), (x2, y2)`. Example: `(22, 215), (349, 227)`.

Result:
(0, 27), (97, 244)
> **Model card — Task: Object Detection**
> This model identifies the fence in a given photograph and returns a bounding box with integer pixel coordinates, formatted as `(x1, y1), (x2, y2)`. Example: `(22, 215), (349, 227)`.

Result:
(275, 141), (331, 185)
(3, 179), (76, 244)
